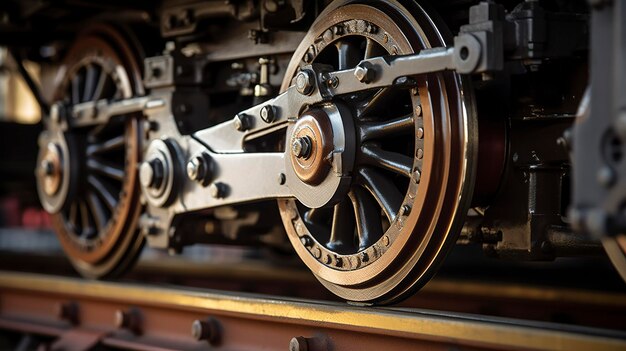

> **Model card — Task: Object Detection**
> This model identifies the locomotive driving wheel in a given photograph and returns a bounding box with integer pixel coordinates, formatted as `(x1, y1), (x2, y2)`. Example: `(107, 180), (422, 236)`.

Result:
(36, 26), (145, 278)
(278, 0), (477, 304)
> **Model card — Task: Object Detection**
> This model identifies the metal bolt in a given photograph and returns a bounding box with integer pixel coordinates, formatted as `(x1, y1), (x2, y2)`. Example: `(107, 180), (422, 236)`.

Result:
(327, 75), (339, 89)
(139, 159), (164, 189)
(295, 70), (314, 95)
(234, 113), (250, 131)
(417, 127), (424, 139)
(210, 182), (227, 199)
(186, 158), (202, 181)
(191, 318), (220, 344)
(278, 173), (286, 185)
(402, 204), (411, 215)
(416, 148), (423, 159)
(291, 136), (312, 159)
(186, 155), (211, 184)
(144, 224), (159, 236)
(303, 52), (313, 63)
(597, 167), (615, 187)
(260, 105), (276, 123)
(115, 309), (142, 335)
(56, 302), (79, 325)
(41, 159), (55, 176)
(300, 235), (313, 247)
(289, 336), (309, 351)
(413, 169), (421, 183)
(354, 62), (375, 83)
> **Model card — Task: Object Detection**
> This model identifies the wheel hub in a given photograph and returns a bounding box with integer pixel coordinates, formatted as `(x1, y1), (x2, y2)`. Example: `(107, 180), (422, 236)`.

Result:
(284, 103), (355, 209)
(40, 143), (64, 196)
(289, 109), (335, 185)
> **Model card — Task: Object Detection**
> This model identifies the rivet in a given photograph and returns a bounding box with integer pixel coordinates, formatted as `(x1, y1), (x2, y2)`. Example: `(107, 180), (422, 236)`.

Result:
(413, 169), (421, 183)
(289, 336), (309, 351)
(114, 308), (142, 335)
(416, 148), (423, 159)
(278, 172), (286, 185)
(402, 204), (411, 215)
(56, 302), (79, 325)
(597, 167), (615, 187)
(303, 52), (313, 63)
(327, 76), (339, 89)
(417, 127), (424, 139)
(191, 318), (220, 344)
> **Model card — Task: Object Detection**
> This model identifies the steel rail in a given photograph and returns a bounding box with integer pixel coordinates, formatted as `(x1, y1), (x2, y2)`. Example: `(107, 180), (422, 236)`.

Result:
(0, 271), (624, 351)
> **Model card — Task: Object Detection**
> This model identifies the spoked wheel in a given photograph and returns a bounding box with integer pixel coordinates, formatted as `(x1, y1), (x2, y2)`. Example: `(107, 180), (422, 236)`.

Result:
(36, 26), (145, 278)
(278, 0), (477, 304)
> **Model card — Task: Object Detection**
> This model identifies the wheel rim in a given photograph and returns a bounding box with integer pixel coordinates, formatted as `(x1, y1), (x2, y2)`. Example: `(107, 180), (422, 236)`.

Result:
(278, 0), (477, 304)
(40, 27), (145, 278)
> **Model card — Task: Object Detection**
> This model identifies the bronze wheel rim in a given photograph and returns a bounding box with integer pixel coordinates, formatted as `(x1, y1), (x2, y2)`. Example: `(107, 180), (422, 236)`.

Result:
(278, 0), (477, 304)
(47, 26), (145, 278)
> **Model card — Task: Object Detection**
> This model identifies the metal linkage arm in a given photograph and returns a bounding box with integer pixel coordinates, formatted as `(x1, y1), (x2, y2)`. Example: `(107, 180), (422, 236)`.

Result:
(64, 96), (165, 129)
(194, 33), (483, 153)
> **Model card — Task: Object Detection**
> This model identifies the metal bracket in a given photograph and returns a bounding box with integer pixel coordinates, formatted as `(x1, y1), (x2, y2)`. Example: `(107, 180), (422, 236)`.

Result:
(571, 0), (626, 238)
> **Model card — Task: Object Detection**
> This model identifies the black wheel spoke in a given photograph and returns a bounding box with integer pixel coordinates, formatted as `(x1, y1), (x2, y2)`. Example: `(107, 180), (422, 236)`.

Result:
(69, 202), (79, 231)
(92, 68), (108, 101)
(336, 39), (362, 70)
(349, 187), (383, 250)
(83, 65), (97, 102)
(327, 198), (355, 251)
(79, 199), (96, 238)
(359, 113), (414, 141)
(87, 175), (118, 211)
(71, 75), (82, 104)
(361, 143), (413, 177)
(361, 87), (395, 117)
(364, 38), (375, 60)
(359, 167), (403, 222)
(87, 158), (125, 182)
(87, 135), (125, 156)
(87, 191), (107, 231)
(304, 208), (325, 225)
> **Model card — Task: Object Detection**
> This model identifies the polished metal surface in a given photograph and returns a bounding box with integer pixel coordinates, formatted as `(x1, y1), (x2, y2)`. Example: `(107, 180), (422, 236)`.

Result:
(0, 271), (624, 351)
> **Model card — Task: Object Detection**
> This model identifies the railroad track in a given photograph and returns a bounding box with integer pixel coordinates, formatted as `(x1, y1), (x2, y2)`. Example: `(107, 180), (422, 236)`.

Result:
(0, 271), (624, 351)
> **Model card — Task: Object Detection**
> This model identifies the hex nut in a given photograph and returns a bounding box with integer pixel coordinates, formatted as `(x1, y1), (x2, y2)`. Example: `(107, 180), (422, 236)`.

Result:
(354, 62), (375, 83)
(295, 70), (314, 95)
(234, 113), (250, 131)
(261, 105), (276, 123)
(210, 182), (227, 199)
